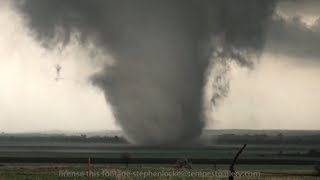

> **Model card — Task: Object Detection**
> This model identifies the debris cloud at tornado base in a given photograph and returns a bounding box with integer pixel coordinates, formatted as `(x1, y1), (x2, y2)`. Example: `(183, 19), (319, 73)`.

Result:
(15, 0), (275, 145)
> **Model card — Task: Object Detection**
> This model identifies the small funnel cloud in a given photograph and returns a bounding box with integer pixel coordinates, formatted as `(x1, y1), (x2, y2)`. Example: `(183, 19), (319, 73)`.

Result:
(15, 0), (275, 146)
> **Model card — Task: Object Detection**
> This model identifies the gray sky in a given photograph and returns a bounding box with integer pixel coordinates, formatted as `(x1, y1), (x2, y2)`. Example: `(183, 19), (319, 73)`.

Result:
(0, 2), (118, 132)
(0, 1), (320, 133)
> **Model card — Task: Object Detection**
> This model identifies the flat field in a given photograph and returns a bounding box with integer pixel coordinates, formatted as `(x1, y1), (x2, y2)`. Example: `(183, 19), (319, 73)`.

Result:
(0, 142), (319, 179)
(0, 164), (318, 180)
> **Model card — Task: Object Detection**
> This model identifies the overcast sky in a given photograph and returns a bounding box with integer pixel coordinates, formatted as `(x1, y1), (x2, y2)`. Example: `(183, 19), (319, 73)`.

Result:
(0, 2), (118, 132)
(0, 1), (320, 133)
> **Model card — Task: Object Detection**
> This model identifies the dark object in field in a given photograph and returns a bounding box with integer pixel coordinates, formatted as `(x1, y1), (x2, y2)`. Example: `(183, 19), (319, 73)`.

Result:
(229, 144), (247, 180)
(314, 163), (320, 176)
(120, 152), (131, 168)
(175, 158), (192, 169)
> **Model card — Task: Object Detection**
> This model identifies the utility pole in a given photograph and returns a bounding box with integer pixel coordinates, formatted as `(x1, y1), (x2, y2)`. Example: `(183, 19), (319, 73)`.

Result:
(88, 157), (91, 180)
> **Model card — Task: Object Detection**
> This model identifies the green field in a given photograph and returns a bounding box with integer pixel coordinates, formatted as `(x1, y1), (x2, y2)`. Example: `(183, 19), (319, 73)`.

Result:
(1, 131), (320, 179)
(0, 164), (318, 180)
(0, 144), (320, 179)
(0, 145), (319, 160)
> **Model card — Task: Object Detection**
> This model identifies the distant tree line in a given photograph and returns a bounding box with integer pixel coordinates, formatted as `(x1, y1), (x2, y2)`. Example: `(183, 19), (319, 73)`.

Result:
(0, 134), (128, 144)
(278, 149), (320, 157)
(216, 133), (320, 145)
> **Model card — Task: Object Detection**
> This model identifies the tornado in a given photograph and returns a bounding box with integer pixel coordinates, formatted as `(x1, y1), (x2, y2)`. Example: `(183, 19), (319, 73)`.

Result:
(14, 0), (275, 145)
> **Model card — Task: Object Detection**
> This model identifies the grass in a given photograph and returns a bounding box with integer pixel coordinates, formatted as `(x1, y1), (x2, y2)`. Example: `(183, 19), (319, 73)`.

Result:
(0, 144), (319, 179)
(0, 164), (318, 180)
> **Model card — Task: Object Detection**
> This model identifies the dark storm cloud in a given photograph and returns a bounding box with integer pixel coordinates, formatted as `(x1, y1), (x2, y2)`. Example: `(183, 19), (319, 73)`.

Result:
(265, 15), (320, 61)
(260, 0), (320, 62)
(14, 0), (275, 145)
(277, 0), (320, 17)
